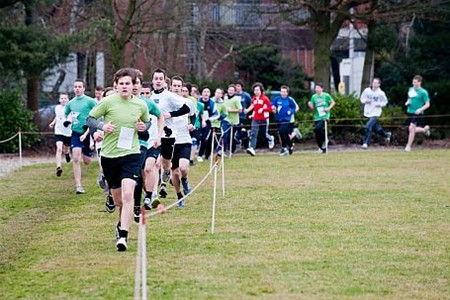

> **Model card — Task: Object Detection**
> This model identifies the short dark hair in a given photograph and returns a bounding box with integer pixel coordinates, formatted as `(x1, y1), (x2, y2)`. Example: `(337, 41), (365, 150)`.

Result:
(171, 75), (184, 85)
(95, 86), (103, 91)
(235, 80), (244, 88)
(102, 87), (114, 97)
(142, 81), (153, 90)
(413, 75), (423, 82)
(315, 82), (324, 89)
(280, 85), (290, 93)
(113, 67), (137, 84)
(74, 79), (85, 86)
(134, 68), (144, 83)
(152, 68), (166, 79)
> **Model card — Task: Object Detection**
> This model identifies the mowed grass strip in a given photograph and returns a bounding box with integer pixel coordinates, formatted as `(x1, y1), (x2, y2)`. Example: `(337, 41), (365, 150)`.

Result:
(0, 149), (449, 299)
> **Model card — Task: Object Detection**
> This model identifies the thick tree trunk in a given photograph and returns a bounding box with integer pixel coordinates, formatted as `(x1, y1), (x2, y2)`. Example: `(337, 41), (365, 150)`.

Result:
(111, 41), (126, 72)
(361, 20), (375, 91)
(311, 31), (334, 91)
(361, 47), (374, 91)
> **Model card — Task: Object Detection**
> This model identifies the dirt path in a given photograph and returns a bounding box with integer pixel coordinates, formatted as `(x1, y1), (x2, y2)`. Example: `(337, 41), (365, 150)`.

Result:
(0, 154), (54, 177)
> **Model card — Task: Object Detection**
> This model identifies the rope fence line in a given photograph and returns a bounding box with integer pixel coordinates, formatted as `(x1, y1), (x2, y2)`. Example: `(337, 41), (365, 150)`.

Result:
(0, 132), (19, 144)
(145, 164), (215, 218)
(1, 113), (448, 144)
(233, 113), (450, 129)
(2, 113), (449, 169)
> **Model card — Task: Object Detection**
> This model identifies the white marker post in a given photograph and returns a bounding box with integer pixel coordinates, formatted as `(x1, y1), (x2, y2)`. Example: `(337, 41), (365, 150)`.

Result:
(211, 164), (218, 234)
(135, 208), (147, 300)
(19, 129), (23, 168)
(324, 119), (328, 155)
(229, 126), (233, 159)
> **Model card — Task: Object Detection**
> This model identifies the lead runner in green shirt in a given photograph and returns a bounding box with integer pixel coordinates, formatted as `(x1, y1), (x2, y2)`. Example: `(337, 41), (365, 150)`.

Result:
(404, 75), (431, 152)
(87, 68), (154, 252)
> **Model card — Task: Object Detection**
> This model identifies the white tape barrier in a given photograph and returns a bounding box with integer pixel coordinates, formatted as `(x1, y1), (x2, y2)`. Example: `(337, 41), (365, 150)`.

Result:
(0, 132), (19, 144)
(324, 119), (328, 155)
(135, 208), (147, 300)
(136, 154), (225, 299)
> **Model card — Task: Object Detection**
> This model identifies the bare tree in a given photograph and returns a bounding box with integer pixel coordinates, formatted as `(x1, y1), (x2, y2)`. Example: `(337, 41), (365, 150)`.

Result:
(184, 0), (274, 81)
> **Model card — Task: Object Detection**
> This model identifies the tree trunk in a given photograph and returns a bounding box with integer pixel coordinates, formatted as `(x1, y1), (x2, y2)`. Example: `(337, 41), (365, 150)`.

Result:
(361, 47), (374, 91)
(311, 31), (334, 91)
(27, 74), (40, 122)
(24, 0), (39, 119)
(111, 41), (126, 72)
(361, 21), (375, 91)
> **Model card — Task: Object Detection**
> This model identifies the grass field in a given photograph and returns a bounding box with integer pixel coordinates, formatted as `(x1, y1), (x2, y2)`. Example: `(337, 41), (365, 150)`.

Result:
(0, 149), (449, 299)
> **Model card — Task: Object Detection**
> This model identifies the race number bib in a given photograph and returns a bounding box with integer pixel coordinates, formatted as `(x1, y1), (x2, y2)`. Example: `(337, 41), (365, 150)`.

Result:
(117, 127), (134, 149)
(408, 89), (417, 98)
(70, 112), (80, 124)
(317, 107), (326, 117)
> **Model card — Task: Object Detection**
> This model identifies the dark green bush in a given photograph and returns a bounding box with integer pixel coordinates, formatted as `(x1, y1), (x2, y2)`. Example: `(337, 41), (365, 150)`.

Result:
(330, 93), (365, 144)
(0, 90), (41, 153)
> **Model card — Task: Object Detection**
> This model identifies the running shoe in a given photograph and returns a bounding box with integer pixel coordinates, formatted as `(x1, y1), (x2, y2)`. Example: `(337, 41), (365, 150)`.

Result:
(385, 132), (392, 143)
(133, 206), (141, 223)
(76, 186), (85, 194)
(161, 169), (171, 184)
(268, 135), (275, 149)
(246, 147), (255, 156)
(143, 193), (152, 210)
(293, 128), (302, 140)
(181, 178), (191, 195)
(105, 195), (115, 213)
(159, 183), (167, 198)
(116, 237), (128, 252)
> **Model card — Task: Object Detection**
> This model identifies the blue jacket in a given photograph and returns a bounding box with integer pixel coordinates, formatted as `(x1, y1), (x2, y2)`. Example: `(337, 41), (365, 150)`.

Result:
(271, 96), (297, 122)
(198, 97), (218, 123)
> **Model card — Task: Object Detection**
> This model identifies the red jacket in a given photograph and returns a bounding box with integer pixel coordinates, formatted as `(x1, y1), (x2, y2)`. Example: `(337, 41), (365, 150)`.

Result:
(251, 94), (272, 121)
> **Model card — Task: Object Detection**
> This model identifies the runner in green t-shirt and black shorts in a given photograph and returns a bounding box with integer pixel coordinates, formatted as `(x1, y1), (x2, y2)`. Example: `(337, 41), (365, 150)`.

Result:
(404, 75), (431, 152)
(87, 68), (157, 252)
